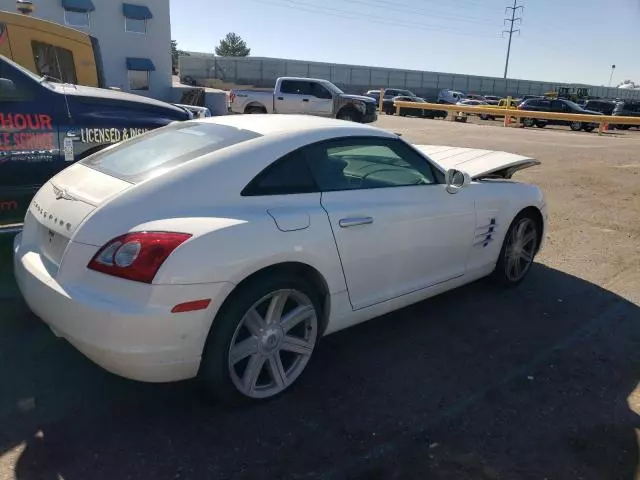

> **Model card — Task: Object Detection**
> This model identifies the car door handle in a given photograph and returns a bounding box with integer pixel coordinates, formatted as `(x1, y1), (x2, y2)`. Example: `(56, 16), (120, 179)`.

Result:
(277, 96), (284, 100)
(339, 217), (373, 228)
(302, 98), (309, 102)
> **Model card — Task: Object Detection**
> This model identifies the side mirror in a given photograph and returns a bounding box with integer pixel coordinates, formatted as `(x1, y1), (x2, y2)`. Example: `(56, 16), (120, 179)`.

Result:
(0, 77), (17, 93)
(445, 169), (471, 194)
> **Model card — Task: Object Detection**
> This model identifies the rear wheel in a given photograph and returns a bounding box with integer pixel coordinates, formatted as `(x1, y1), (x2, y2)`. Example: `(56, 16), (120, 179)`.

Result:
(522, 118), (535, 128)
(245, 106), (267, 114)
(491, 212), (539, 287)
(569, 121), (583, 131)
(199, 274), (321, 404)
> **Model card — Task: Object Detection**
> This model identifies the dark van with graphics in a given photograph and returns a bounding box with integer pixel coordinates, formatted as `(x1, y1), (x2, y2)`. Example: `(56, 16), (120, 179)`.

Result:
(0, 55), (191, 230)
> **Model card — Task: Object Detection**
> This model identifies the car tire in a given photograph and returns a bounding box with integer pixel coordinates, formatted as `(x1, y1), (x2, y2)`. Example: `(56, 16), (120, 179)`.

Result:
(480, 113), (489, 120)
(522, 118), (535, 128)
(246, 106), (266, 114)
(337, 108), (362, 122)
(491, 211), (539, 287)
(569, 121), (582, 131)
(582, 125), (596, 132)
(199, 273), (322, 405)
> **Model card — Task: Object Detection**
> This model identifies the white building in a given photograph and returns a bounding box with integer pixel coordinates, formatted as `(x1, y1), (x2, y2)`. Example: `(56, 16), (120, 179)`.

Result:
(0, 0), (172, 100)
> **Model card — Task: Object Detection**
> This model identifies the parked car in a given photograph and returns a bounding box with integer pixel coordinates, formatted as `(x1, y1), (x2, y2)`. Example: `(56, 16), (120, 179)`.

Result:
(0, 55), (191, 231)
(582, 100), (616, 116)
(229, 77), (377, 123)
(437, 89), (467, 104)
(14, 114), (546, 404)
(612, 100), (640, 130)
(517, 98), (600, 131)
(393, 97), (448, 119)
(457, 99), (495, 120)
(465, 94), (486, 101)
(364, 88), (417, 101)
(386, 95), (447, 119)
(484, 95), (501, 105)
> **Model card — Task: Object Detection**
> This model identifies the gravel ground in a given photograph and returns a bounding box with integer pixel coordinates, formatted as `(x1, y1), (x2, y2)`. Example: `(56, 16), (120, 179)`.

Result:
(0, 116), (638, 480)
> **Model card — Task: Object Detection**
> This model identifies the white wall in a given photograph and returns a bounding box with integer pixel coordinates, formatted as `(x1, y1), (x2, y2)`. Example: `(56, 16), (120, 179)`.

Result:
(0, 0), (172, 100)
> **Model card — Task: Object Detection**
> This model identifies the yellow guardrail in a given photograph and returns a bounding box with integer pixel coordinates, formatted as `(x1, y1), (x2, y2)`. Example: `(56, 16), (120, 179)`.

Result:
(392, 100), (640, 132)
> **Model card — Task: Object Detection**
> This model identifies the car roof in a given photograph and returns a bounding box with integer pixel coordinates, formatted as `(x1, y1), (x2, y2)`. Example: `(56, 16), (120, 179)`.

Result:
(198, 114), (389, 137)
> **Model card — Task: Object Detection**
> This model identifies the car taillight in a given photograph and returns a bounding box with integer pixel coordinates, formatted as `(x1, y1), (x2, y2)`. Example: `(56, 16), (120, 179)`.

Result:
(88, 232), (192, 284)
(229, 91), (236, 104)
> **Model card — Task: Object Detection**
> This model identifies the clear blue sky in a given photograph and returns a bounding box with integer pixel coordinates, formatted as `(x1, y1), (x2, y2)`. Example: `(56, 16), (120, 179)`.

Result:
(170, 0), (640, 86)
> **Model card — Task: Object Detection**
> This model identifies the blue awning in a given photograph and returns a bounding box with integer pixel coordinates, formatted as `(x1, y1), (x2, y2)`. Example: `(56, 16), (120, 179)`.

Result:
(126, 57), (155, 71)
(122, 3), (153, 20)
(61, 0), (95, 12)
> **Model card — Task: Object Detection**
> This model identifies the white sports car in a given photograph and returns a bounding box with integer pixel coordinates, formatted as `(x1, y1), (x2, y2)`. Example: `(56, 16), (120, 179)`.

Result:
(14, 115), (547, 403)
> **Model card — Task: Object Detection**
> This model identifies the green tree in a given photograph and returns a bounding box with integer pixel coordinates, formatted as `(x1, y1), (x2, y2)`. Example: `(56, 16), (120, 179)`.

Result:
(215, 32), (250, 57)
(171, 39), (189, 72)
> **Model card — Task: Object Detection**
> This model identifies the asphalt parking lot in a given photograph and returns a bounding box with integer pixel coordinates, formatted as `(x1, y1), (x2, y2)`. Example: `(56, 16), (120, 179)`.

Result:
(1, 116), (639, 480)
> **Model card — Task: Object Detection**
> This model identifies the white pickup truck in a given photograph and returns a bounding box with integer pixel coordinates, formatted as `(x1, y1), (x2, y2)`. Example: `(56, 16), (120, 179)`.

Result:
(229, 77), (378, 123)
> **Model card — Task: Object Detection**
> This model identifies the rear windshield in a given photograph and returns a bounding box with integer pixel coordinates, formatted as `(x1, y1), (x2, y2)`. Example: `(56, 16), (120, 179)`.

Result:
(81, 122), (261, 183)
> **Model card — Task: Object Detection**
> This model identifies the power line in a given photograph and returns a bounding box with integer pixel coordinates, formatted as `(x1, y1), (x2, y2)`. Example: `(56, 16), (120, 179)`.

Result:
(247, 0), (500, 38)
(502, 0), (523, 78)
(341, 0), (497, 26)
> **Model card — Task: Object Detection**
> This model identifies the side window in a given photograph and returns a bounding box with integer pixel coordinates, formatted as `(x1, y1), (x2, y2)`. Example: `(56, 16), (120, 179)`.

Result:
(538, 100), (551, 109)
(0, 62), (35, 102)
(242, 151), (318, 196)
(31, 41), (78, 84)
(306, 138), (437, 192)
(309, 83), (332, 99)
(280, 80), (307, 95)
(551, 100), (568, 112)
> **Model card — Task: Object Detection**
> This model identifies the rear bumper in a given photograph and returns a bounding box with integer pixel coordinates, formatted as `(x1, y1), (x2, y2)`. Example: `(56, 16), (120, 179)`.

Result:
(13, 233), (234, 382)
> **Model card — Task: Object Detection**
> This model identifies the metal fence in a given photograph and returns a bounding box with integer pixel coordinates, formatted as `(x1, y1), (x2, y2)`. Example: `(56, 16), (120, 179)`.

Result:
(179, 53), (640, 101)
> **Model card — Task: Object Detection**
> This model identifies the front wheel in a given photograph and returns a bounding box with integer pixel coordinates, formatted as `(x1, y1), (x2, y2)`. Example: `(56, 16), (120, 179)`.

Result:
(569, 121), (583, 131)
(337, 108), (361, 122)
(522, 118), (535, 128)
(199, 275), (321, 404)
(491, 212), (539, 287)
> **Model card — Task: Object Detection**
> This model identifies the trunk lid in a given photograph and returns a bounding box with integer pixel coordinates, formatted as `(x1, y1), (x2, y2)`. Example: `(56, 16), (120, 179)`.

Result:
(415, 145), (540, 179)
(23, 164), (131, 270)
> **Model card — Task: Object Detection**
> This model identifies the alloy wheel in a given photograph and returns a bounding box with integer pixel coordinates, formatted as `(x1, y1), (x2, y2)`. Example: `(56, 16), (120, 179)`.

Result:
(503, 218), (538, 282)
(228, 289), (318, 399)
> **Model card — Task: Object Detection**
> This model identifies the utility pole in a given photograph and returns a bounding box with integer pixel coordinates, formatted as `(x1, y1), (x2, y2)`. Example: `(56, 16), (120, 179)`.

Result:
(503, 0), (524, 79)
(608, 64), (616, 87)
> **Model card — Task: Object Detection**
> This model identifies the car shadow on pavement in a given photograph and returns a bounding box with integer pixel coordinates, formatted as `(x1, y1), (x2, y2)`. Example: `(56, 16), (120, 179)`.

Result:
(1, 245), (638, 479)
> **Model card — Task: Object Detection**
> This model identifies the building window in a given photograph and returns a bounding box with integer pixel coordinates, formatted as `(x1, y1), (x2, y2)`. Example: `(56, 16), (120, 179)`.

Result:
(126, 57), (155, 91)
(31, 41), (78, 84)
(128, 70), (149, 90)
(64, 9), (89, 27)
(61, 0), (95, 27)
(122, 4), (153, 34)
(125, 17), (147, 33)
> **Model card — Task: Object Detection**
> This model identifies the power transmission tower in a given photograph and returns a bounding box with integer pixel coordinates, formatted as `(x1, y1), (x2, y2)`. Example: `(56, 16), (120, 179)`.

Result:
(502, 0), (523, 79)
